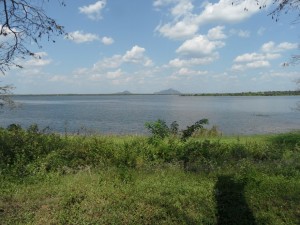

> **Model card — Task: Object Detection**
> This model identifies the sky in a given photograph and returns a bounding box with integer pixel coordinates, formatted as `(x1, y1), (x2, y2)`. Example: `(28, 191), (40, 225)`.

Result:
(2, 0), (300, 94)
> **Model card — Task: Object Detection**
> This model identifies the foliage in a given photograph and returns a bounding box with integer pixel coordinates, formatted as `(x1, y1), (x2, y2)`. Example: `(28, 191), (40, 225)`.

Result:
(144, 119), (170, 139)
(181, 119), (209, 141)
(0, 0), (65, 73)
(0, 0), (66, 107)
(145, 119), (210, 141)
(233, 0), (300, 23)
(0, 124), (300, 224)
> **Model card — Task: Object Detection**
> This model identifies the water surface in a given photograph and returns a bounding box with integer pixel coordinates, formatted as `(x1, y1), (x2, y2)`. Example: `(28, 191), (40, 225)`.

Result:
(0, 95), (299, 135)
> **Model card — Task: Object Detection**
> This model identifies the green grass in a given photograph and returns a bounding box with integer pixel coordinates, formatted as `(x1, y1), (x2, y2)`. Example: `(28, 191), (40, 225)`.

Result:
(0, 126), (300, 224)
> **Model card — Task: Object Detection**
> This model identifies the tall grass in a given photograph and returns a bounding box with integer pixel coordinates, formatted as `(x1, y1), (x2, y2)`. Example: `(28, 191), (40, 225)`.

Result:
(0, 125), (299, 224)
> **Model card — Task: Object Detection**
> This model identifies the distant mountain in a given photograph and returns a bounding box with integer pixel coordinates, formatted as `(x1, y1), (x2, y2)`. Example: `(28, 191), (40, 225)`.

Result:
(154, 88), (181, 95)
(114, 90), (132, 95)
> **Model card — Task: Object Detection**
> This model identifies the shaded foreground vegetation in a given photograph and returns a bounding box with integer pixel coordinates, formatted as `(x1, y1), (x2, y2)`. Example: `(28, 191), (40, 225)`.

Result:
(0, 124), (300, 224)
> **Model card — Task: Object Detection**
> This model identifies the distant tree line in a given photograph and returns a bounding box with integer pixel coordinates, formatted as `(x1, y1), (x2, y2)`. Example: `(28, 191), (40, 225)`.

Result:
(182, 90), (300, 97)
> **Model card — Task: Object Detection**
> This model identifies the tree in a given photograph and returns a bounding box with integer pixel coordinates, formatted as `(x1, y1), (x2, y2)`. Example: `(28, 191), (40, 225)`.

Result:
(0, 0), (65, 106)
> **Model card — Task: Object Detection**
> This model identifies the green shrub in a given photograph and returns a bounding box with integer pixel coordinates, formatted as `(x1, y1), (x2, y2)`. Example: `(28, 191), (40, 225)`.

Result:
(145, 119), (211, 142)
(181, 119), (209, 141)
(145, 119), (170, 139)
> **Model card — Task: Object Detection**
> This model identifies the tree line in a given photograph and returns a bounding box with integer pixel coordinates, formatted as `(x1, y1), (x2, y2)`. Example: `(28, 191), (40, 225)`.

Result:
(182, 90), (300, 96)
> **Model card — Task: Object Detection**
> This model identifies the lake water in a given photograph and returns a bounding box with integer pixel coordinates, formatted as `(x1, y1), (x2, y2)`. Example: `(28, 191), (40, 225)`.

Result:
(0, 95), (299, 135)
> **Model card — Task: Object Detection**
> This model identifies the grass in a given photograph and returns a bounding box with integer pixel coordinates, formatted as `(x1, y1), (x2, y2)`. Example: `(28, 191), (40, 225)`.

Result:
(0, 126), (300, 224)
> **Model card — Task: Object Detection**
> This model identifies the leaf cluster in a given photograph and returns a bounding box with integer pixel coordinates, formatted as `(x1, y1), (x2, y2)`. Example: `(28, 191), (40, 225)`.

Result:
(0, 0), (66, 73)
(145, 119), (209, 141)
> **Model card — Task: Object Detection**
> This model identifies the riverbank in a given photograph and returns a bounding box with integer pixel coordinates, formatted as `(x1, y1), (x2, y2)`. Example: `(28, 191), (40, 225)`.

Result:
(0, 126), (299, 224)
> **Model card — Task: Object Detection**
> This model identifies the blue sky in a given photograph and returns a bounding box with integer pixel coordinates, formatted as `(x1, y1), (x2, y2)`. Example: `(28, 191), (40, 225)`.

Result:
(3, 0), (300, 94)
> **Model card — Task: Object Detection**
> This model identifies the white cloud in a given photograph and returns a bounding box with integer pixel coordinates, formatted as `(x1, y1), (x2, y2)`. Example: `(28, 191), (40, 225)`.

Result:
(168, 56), (218, 67)
(153, 0), (178, 7)
(49, 75), (70, 82)
(28, 53), (51, 67)
(230, 29), (250, 38)
(207, 26), (227, 40)
(232, 60), (270, 71)
(21, 52), (52, 67)
(12, 52), (52, 77)
(86, 45), (154, 76)
(101, 36), (114, 45)
(261, 41), (298, 53)
(234, 52), (280, 62)
(93, 55), (123, 70)
(176, 35), (225, 56)
(154, 0), (198, 39)
(232, 41), (299, 71)
(68, 31), (100, 43)
(246, 60), (270, 69)
(123, 45), (146, 63)
(106, 69), (123, 79)
(67, 31), (114, 46)
(79, 0), (107, 20)
(122, 45), (153, 66)
(197, 0), (271, 24)
(176, 67), (208, 76)
(155, 0), (272, 40)
(155, 17), (198, 40)
(171, 0), (194, 17)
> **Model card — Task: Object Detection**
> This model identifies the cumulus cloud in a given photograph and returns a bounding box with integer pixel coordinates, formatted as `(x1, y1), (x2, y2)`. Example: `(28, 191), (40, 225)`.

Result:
(232, 60), (270, 71)
(166, 26), (225, 69)
(89, 45), (154, 74)
(79, 0), (107, 20)
(234, 52), (281, 63)
(67, 31), (114, 45)
(101, 36), (114, 45)
(155, 17), (198, 40)
(176, 35), (225, 56)
(232, 40), (298, 71)
(261, 41), (298, 53)
(106, 69), (123, 79)
(155, 0), (271, 40)
(196, 0), (269, 24)
(93, 55), (123, 70)
(230, 29), (250, 38)
(153, 0), (178, 7)
(123, 46), (146, 63)
(122, 45), (153, 66)
(232, 41), (298, 71)
(154, 0), (198, 39)
(176, 67), (208, 76)
(171, 0), (194, 17)
(207, 26), (227, 40)
(168, 56), (218, 67)
(68, 31), (100, 43)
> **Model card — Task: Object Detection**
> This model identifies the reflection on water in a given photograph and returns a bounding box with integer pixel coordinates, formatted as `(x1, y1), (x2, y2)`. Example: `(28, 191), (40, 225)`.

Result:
(0, 95), (299, 135)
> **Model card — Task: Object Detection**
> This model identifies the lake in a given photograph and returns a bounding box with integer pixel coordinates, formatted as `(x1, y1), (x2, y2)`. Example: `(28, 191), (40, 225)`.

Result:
(0, 95), (299, 135)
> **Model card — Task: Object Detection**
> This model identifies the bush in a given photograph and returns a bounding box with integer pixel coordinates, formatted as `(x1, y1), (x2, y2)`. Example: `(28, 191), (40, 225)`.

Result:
(144, 119), (170, 139)
(145, 119), (210, 142)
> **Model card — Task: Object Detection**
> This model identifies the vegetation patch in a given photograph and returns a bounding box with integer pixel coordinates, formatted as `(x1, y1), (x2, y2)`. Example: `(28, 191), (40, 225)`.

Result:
(0, 124), (299, 224)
